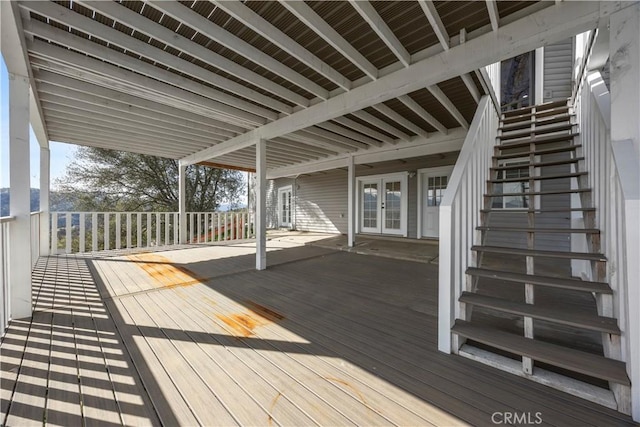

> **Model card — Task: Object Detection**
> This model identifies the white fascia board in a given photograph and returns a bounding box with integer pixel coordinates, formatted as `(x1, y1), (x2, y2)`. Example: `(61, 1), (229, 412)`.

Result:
(21, 13), (277, 123)
(77, 0), (308, 109)
(27, 38), (264, 127)
(148, 0), (329, 100)
(418, 1), (450, 50)
(281, 1), (378, 80)
(183, 1), (619, 166)
(212, 0), (351, 92)
(268, 128), (465, 179)
(349, 0), (411, 67)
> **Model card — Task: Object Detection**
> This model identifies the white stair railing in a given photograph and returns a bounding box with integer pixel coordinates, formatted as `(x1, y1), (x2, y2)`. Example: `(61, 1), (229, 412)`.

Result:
(48, 209), (254, 254)
(438, 94), (499, 353)
(0, 216), (15, 334)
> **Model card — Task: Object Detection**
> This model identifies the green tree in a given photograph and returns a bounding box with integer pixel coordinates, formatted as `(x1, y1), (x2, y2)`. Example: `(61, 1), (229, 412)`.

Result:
(56, 147), (245, 212)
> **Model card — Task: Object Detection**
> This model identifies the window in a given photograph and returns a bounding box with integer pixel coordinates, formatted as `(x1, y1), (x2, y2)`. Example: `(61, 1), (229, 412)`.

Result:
(426, 175), (448, 207)
(492, 160), (530, 209)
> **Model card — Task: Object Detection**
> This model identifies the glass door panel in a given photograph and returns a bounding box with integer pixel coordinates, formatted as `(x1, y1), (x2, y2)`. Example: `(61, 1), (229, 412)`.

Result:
(361, 182), (379, 233)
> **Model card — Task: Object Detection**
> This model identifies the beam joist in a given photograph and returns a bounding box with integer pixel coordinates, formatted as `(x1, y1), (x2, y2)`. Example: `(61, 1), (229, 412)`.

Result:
(374, 102), (431, 138)
(486, 0), (501, 33)
(427, 85), (469, 129)
(418, 1), (450, 50)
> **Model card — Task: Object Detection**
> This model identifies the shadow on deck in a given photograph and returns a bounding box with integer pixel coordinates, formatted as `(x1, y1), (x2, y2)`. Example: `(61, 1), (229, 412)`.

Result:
(1, 236), (635, 426)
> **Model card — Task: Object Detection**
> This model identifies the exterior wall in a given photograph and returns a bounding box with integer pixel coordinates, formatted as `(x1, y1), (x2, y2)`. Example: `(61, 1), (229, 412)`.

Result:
(268, 152), (458, 238)
(543, 38), (574, 102)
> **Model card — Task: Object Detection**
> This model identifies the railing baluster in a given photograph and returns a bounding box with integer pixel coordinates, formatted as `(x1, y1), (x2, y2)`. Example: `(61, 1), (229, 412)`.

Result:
(146, 213), (151, 247)
(164, 213), (170, 246)
(79, 213), (86, 253)
(126, 213), (132, 249)
(173, 213), (178, 245)
(137, 213), (142, 248)
(104, 213), (110, 251)
(92, 213), (98, 252)
(65, 212), (72, 254)
(115, 213), (122, 250)
(217, 213), (221, 242)
(156, 213), (161, 246)
(197, 213), (202, 243)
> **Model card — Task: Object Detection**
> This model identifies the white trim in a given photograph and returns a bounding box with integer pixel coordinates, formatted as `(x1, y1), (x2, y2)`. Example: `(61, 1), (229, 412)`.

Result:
(277, 185), (293, 228)
(356, 172), (408, 237)
(417, 166), (454, 239)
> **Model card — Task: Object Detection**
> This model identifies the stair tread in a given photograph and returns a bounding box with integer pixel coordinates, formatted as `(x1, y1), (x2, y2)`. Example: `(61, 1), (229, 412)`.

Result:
(500, 114), (571, 131)
(452, 320), (630, 385)
(497, 132), (579, 148)
(500, 123), (574, 140)
(489, 172), (587, 183)
(480, 207), (595, 213)
(470, 246), (606, 261)
(502, 107), (571, 124)
(502, 100), (569, 117)
(466, 266), (611, 292)
(477, 226), (599, 233)
(485, 188), (591, 197)
(495, 145), (581, 160)
(492, 157), (585, 170)
(459, 292), (620, 334)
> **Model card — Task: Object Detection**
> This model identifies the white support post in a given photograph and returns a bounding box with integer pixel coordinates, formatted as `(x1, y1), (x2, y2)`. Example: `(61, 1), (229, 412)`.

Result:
(535, 47), (544, 104)
(610, 4), (640, 422)
(347, 155), (356, 247)
(178, 163), (187, 244)
(8, 73), (32, 319)
(39, 147), (50, 256)
(256, 139), (267, 270)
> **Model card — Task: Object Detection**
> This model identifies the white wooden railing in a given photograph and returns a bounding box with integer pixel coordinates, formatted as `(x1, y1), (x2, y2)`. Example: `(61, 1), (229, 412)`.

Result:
(438, 94), (500, 353)
(30, 212), (41, 268)
(0, 216), (15, 334)
(48, 210), (253, 255)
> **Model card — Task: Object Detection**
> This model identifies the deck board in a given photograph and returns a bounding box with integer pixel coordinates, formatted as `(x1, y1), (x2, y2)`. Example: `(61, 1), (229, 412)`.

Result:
(2, 239), (636, 426)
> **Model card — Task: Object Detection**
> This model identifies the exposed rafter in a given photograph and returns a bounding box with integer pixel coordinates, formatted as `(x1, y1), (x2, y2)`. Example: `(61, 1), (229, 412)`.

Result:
(148, 0), (329, 100)
(77, 0), (309, 108)
(397, 95), (448, 134)
(316, 121), (383, 147)
(351, 110), (411, 141)
(461, 73), (482, 103)
(304, 126), (369, 150)
(211, 0), (351, 92)
(418, 1), (449, 50)
(426, 85), (469, 129)
(486, 0), (500, 32)
(332, 116), (395, 144)
(374, 103), (431, 138)
(348, 0), (411, 67)
(281, 1), (379, 80)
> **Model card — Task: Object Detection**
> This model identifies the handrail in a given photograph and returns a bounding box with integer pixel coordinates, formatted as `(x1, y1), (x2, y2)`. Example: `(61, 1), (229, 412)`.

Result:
(570, 29), (598, 106)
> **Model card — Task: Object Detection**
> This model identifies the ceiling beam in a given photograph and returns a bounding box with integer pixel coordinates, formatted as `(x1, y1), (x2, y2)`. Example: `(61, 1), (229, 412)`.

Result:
(348, 0), (411, 67)
(181, 1), (621, 165)
(351, 110), (411, 141)
(78, 0), (308, 109)
(20, 2), (285, 119)
(316, 121), (383, 147)
(281, 1), (378, 80)
(198, 161), (256, 173)
(304, 126), (369, 150)
(288, 131), (353, 154)
(486, 0), (500, 32)
(426, 85), (469, 129)
(332, 116), (395, 144)
(148, 0), (328, 100)
(270, 137), (334, 157)
(418, 1), (450, 50)
(34, 69), (244, 136)
(397, 95), (448, 134)
(461, 73), (481, 103)
(211, 0), (350, 92)
(27, 39), (263, 127)
(374, 103), (431, 138)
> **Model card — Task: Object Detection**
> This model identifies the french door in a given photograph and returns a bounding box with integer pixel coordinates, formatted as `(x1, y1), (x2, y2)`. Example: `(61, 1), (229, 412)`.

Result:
(419, 167), (453, 238)
(278, 186), (292, 228)
(359, 174), (407, 236)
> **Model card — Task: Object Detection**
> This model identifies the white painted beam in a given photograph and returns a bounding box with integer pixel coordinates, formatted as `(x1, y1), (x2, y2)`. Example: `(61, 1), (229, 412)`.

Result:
(34, 69), (244, 136)
(182, 0), (620, 165)
(7, 73), (32, 319)
(212, 0), (351, 92)
(291, 130), (356, 152)
(23, 17), (274, 123)
(461, 73), (481, 103)
(148, 0), (329, 100)
(351, 110), (411, 141)
(27, 40), (262, 127)
(39, 147), (50, 256)
(332, 116), (395, 144)
(304, 126), (369, 150)
(316, 121), (383, 147)
(255, 139), (267, 271)
(349, 0), (411, 67)
(427, 85), (469, 129)
(398, 95), (448, 134)
(486, 0), (500, 33)
(281, 1), (379, 80)
(271, 137), (335, 157)
(48, 131), (187, 158)
(418, 1), (449, 50)
(78, 0), (308, 109)
(347, 155), (356, 247)
(179, 164), (187, 244)
(374, 102), (431, 138)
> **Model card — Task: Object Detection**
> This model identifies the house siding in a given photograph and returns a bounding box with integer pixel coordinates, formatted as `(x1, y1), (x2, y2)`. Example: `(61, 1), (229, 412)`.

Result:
(543, 38), (574, 102)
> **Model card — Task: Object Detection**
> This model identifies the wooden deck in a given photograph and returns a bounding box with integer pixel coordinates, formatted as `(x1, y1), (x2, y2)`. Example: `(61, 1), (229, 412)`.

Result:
(1, 237), (636, 426)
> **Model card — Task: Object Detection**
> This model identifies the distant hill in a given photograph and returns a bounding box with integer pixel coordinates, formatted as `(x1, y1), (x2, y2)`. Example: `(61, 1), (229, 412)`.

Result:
(0, 188), (78, 217)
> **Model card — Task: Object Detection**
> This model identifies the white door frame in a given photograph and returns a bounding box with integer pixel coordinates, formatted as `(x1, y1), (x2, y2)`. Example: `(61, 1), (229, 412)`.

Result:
(417, 166), (454, 239)
(277, 185), (293, 228)
(356, 172), (408, 237)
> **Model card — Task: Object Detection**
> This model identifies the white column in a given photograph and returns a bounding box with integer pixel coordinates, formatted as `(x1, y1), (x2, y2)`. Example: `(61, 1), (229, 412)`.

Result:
(534, 47), (544, 104)
(347, 155), (356, 247)
(8, 73), (32, 319)
(178, 163), (187, 244)
(256, 139), (267, 270)
(610, 4), (640, 422)
(39, 147), (50, 256)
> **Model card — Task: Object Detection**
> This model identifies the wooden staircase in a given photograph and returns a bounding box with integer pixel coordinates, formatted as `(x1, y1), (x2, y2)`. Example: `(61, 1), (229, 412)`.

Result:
(451, 99), (631, 412)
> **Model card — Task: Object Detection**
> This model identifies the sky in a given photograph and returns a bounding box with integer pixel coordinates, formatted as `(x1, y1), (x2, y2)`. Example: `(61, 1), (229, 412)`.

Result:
(1, 55), (77, 190)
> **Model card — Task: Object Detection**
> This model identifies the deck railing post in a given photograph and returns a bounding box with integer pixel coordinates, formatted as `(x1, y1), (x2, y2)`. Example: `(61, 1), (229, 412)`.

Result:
(347, 155), (355, 247)
(39, 147), (50, 256)
(179, 164), (187, 244)
(256, 139), (267, 270)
